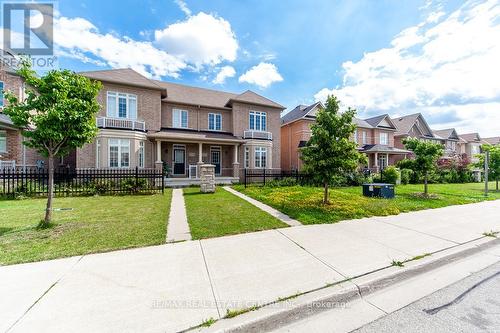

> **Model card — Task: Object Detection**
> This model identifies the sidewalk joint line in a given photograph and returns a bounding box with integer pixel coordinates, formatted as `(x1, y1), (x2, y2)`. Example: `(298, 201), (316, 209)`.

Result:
(376, 219), (461, 245)
(5, 255), (85, 332)
(198, 240), (221, 319)
(275, 229), (347, 278)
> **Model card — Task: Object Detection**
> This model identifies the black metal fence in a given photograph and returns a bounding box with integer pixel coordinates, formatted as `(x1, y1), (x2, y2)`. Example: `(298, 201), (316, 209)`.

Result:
(0, 167), (164, 198)
(243, 169), (313, 187)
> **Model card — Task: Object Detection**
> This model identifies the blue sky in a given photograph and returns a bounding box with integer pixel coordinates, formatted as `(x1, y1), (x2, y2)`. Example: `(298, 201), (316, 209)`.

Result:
(29, 0), (500, 135)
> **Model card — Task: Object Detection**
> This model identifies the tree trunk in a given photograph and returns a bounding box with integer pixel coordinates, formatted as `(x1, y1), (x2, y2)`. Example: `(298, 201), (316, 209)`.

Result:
(43, 154), (54, 226)
(323, 181), (329, 204)
(424, 172), (428, 196)
(496, 179), (498, 191)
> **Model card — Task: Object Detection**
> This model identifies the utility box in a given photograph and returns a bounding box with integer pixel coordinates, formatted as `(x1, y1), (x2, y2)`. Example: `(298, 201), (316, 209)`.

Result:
(362, 183), (395, 199)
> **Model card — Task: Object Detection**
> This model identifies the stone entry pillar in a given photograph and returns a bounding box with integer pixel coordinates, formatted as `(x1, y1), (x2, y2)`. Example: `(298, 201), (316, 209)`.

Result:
(200, 164), (216, 193)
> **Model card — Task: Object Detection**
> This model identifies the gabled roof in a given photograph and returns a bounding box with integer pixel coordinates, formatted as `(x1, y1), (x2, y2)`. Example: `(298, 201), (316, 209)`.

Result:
(281, 101), (323, 125)
(364, 114), (397, 130)
(392, 113), (434, 137)
(459, 133), (482, 143)
(432, 128), (459, 141)
(359, 144), (411, 154)
(354, 118), (373, 129)
(482, 137), (500, 145)
(80, 68), (166, 92)
(227, 90), (284, 109)
(0, 113), (16, 128)
(155, 80), (236, 109)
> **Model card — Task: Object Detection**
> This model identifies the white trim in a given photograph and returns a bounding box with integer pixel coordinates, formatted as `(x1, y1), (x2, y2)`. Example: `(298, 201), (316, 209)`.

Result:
(254, 146), (267, 169)
(173, 108), (188, 129)
(108, 138), (131, 168)
(138, 141), (145, 168)
(249, 111), (267, 131)
(210, 146), (222, 176)
(106, 91), (137, 119)
(0, 130), (7, 153)
(208, 113), (222, 131)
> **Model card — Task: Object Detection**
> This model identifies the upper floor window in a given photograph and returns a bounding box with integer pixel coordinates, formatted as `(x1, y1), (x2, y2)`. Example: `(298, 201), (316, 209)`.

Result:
(0, 81), (4, 107)
(249, 111), (266, 131)
(173, 109), (188, 128)
(108, 138), (130, 168)
(0, 130), (6, 152)
(379, 132), (388, 145)
(362, 131), (367, 144)
(353, 129), (358, 144)
(107, 92), (137, 119)
(208, 113), (222, 131)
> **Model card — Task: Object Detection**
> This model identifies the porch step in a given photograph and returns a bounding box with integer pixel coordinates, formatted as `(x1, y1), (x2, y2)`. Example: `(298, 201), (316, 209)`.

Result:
(164, 177), (239, 188)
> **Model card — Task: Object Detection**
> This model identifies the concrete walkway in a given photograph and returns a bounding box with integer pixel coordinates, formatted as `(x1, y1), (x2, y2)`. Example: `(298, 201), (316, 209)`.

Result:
(166, 188), (192, 243)
(1, 200), (499, 333)
(223, 186), (302, 227)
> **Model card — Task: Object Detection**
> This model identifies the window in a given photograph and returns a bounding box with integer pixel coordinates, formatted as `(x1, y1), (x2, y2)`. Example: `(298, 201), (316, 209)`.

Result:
(244, 147), (250, 168)
(0, 81), (4, 107)
(249, 111), (266, 131)
(0, 130), (6, 152)
(208, 113), (222, 131)
(450, 141), (456, 150)
(138, 141), (145, 168)
(108, 139), (130, 168)
(107, 92), (137, 119)
(254, 147), (267, 168)
(173, 109), (188, 128)
(96, 139), (101, 168)
(353, 129), (358, 144)
(379, 132), (388, 145)
(362, 131), (367, 144)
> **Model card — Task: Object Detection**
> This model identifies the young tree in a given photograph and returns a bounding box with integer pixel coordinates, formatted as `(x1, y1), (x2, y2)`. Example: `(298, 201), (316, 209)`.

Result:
(3, 62), (101, 226)
(403, 137), (443, 196)
(476, 145), (500, 191)
(301, 95), (367, 204)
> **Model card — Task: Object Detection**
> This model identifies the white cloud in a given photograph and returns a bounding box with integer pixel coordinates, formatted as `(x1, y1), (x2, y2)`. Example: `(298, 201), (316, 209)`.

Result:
(238, 62), (283, 88)
(54, 17), (187, 78)
(154, 12), (238, 68)
(314, 0), (500, 136)
(212, 65), (235, 84)
(174, 0), (192, 16)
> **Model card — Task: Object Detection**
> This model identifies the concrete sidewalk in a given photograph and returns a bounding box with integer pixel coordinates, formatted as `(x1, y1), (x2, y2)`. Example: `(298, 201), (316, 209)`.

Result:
(1, 200), (499, 333)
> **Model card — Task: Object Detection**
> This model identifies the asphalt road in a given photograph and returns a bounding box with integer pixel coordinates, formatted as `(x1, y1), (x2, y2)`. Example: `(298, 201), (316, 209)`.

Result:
(356, 261), (500, 333)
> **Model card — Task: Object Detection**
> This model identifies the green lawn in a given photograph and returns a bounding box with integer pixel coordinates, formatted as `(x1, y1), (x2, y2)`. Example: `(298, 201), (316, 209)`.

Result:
(183, 187), (288, 239)
(0, 191), (172, 265)
(232, 183), (500, 225)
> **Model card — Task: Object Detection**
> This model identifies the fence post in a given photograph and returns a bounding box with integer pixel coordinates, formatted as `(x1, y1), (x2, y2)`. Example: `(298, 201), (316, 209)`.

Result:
(161, 166), (165, 194)
(135, 166), (139, 192)
(295, 169), (299, 182)
(263, 169), (266, 186)
(244, 168), (247, 188)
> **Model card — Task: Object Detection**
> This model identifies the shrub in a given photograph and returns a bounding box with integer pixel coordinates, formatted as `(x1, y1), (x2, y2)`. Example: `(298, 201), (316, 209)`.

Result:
(400, 169), (413, 185)
(121, 177), (148, 193)
(266, 177), (297, 187)
(89, 180), (113, 195)
(382, 166), (399, 184)
(346, 172), (372, 186)
(14, 180), (44, 196)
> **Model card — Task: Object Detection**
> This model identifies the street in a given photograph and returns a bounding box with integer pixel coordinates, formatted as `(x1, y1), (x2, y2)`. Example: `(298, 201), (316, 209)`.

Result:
(356, 261), (500, 333)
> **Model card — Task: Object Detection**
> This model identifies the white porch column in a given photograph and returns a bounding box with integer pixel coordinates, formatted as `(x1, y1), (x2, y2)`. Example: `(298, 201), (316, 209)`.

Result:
(198, 142), (203, 163)
(156, 140), (162, 163)
(232, 144), (240, 178)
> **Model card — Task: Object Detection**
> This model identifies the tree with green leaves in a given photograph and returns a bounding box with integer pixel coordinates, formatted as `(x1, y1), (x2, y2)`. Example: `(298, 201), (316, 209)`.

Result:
(403, 137), (443, 196)
(476, 145), (500, 191)
(3, 61), (101, 227)
(301, 95), (367, 204)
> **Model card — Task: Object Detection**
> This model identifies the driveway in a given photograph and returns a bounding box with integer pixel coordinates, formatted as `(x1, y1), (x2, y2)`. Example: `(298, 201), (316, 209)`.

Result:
(1, 200), (499, 333)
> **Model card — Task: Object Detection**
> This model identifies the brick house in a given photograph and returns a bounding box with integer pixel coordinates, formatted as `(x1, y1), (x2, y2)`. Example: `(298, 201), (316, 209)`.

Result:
(280, 102), (410, 172)
(431, 128), (461, 158)
(77, 68), (284, 184)
(0, 66), (46, 170)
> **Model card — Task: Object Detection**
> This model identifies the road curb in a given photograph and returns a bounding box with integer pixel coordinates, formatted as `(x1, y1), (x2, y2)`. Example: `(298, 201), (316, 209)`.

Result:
(194, 237), (500, 333)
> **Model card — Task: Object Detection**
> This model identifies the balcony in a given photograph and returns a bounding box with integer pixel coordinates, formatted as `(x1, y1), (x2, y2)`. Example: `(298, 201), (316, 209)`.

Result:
(243, 130), (273, 140)
(96, 117), (146, 131)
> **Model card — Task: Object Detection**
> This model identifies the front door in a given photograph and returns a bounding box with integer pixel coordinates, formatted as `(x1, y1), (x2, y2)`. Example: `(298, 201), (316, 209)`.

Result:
(378, 154), (388, 171)
(173, 147), (186, 175)
(210, 148), (221, 176)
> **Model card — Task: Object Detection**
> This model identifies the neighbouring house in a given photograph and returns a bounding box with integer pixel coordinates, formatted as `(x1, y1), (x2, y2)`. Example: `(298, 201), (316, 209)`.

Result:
(482, 136), (500, 145)
(458, 132), (484, 180)
(77, 68), (284, 185)
(0, 65), (46, 170)
(280, 102), (410, 172)
(431, 128), (461, 158)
